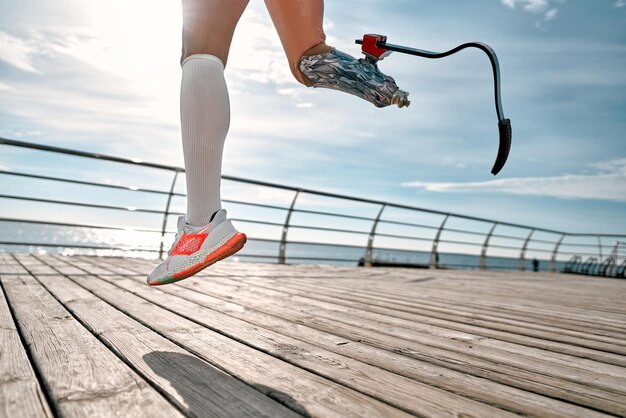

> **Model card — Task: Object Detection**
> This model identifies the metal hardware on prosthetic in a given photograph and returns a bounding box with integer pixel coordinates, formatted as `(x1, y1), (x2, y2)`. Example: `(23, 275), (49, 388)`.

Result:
(299, 48), (410, 108)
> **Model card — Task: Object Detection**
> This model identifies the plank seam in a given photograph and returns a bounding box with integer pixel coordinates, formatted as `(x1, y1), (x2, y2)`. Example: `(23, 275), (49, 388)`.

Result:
(36, 255), (240, 379)
(138, 275), (566, 415)
(233, 277), (626, 359)
(275, 279), (626, 349)
(161, 274), (626, 415)
(153, 272), (626, 413)
(33, 255), (310, 418)
(27, 272), (192, 417)
(280, 278), (626, 336)
(0, 281), (56, 418)
(91, 273), (428, 417)
(48, 255), (626, 416)
(3, 256), (62, 418)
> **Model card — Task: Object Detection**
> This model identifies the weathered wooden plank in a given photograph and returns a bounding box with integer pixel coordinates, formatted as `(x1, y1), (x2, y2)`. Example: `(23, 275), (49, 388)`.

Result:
(269, 272), (626, 332)
(0, 260), (29, 274)
(66, 274), (416, 418)
(267, 277), (626, 352)
(76, 256), (152, 275)
(222, 275), (626, 367)
(0, 279), (54, 418)
(164, 275), (626, 415)
(389, 273), (626, 314)
(78, 256), (147, 276)
(225, 274), (626, 371)
(9, 254), (56, 275)
(389, 284), (626, 332)
(285, 285), (626, 376)
(192, 273), (626, 378)
(64, 255), (626, 370)
(29, 255), (87, 276)
(34, 273), (299, 418)
(290, 267), (619, 305)
(65, 254), (626, 338)
(29, 255), (620, 414)
(117, 271), (613, 418)
(92, 274), (526, 418)
(291, 277), (626, 337)
(16, 254), (108, 276)
(273, 271), (626, 320)
(0, 273), (183, 418)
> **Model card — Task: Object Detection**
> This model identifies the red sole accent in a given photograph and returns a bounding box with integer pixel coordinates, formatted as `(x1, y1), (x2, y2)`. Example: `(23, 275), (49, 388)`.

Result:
(172, 232), (247, 280)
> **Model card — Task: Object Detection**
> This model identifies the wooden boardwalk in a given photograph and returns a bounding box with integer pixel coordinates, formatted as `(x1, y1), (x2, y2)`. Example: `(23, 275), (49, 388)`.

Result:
(1, 253), (625, 418)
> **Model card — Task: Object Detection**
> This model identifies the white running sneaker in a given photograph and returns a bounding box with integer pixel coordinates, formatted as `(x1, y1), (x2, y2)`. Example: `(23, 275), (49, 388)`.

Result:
(147, 209), (246, 286)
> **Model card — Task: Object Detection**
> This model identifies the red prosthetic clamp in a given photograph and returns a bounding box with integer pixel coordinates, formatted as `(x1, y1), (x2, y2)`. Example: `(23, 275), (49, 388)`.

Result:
(361, 34), (391, 63)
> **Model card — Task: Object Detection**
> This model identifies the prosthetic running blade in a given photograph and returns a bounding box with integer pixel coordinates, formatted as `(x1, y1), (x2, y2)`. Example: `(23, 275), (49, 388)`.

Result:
(357, 34), (512, 175)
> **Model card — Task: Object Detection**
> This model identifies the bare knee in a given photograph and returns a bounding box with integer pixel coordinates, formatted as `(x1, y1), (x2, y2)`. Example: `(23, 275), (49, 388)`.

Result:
(180, 0), (247, 66)
(180, 36), (230, 67)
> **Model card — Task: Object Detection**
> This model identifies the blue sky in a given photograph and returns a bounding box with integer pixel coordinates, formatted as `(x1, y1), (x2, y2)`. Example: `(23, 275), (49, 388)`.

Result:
(1, 0), (625, 236)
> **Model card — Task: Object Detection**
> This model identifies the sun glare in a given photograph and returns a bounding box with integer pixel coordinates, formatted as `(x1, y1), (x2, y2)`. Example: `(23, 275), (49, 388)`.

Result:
(59, 1), (184, 127)
(80, 1), (182, 94)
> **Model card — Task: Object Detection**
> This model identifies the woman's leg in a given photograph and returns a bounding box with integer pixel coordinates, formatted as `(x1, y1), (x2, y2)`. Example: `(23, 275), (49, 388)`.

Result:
(263, 0), (328, 85)
(181, 0), (249, 66)
(180, 0), (248, 226)
(145, 0), (249, 285)
(264, 0), (410, 108)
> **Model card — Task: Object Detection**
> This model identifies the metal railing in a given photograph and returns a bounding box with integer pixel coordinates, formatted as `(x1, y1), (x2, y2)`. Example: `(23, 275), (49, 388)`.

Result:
(2, 137), (626, 273)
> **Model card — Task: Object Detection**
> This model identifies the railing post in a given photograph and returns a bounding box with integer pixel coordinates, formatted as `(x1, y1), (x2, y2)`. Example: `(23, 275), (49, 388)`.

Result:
(364, 204), (386, 267)
(430, 215), (449, 269)
(480, 222), (498, 270)
(518, 228), (535, 271)
(278, 189), (300, 264)
(158, 171), (180, 259)
(597, 235), (603, 260)
(610, 241), (619, 262)
(550, 233), (566, 273)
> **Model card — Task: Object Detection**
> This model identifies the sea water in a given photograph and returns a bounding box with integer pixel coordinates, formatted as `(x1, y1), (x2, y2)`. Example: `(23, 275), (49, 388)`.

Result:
(0, 220), (565, 272)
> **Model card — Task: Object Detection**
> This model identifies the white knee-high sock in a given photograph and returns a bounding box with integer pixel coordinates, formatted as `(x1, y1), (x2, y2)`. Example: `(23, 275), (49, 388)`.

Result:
(180, 54), (229, 226)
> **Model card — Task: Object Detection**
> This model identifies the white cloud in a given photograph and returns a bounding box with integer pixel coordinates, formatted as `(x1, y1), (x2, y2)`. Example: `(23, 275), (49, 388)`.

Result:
(27, 1), (183, 98)
(544, 8), (559, 20)
(615, 0), (626, 7)
(589, 159), (626, 173)
(526, 0), (550, 13)
(0, 81), (16, 92)
(500, 0), (563, 23)
(403, 158), (626, 202)
(0, 128), (42, 138)
(501, 0), (549, 13)
(0, 31), (41, 74)
(0, 2), (185, 161)
(226, 5), (298, 87)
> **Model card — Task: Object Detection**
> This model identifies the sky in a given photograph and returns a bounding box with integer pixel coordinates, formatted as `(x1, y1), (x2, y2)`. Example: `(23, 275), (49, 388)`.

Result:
(1, 0), (625, 240)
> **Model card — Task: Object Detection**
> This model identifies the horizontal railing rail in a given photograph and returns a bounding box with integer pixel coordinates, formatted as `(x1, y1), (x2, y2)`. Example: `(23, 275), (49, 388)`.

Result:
(2, 136), (625, 274)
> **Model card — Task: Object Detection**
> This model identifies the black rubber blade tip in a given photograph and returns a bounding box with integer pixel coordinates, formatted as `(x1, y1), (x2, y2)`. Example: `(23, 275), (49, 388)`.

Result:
(491, 118), (512, 175)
